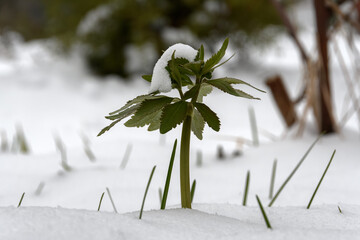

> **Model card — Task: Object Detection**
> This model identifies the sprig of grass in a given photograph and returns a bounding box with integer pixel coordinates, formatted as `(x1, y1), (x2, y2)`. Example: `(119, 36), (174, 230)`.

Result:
(269, 159), (277, 199)
(1, 131), (8, 152)
(256, 195), (272, 229)
(191, 179), (196, 203)
(16, 125), (30, 154)
(161, 139), (177, 210)
(120, 143), (132, 169)
(17, 192), (25, 208)
(35, 182), (45, 196)
(196, 150), (203, 167)
(80, 133), (96, 162)
(217, 145), (225, 160)
(307, 150), (336, 209)
(158, 187), (163, 207)
(249, 106), (259, 146)
(243, 170), (250, 206)
(106, 187), (118, 213)
(338, 205), (343, 214)
(268, 135), (322, 207)
(139, 165), (156, 219)
(97, 192), (105, 211)
(84, 146), (96, 162)
(54, 135), (71, 172)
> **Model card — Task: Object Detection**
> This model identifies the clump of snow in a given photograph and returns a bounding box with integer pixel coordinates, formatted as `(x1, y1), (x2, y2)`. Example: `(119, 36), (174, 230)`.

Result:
(149, 43), (197, 93)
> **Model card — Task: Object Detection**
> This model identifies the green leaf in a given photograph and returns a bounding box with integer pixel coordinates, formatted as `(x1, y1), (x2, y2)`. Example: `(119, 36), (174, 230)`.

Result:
(147, 111), (162, 131)
(169, 51), (183, 87)
(160, 101), (188, 134)
(183, 61), (203, 75)
(235, 89), (260, 100)
(142, 75), (152, 82)
(125, 109), (161, 128)
(206, 79), (260, 99)
(106, 104), (140, 120)
(202, 38), (229, 74)
(194, 103), (220, 132)
(197, 84), (213, 102)
(191, 109), (205, 140)
(98, 119), (121, 136)
(212, 53), (235, 70)
(195, 44), (205, 61)
(213, 77), (265, 93)
(183, 84), (201, 100)
(109, 94), (158, 115)
(98, 105), (140, 136)
(206, 79), (239, 97)
(124, 97), (173, 128)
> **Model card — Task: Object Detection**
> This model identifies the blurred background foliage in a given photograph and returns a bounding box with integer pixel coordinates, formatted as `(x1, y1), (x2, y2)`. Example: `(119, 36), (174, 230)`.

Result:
(0, 0), (297, 79)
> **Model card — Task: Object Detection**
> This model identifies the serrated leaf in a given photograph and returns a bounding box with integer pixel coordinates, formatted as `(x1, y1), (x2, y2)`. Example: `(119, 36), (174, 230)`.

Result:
(197, 84), (213, 102)
(194, 103), (220, 132)
(98, 119), (122, 136)
(235, 89), (260, 100)
(98, 104), (140, 136)
(183, 61), (203, 75)
(195, 45), (205, 61)
(202, 38), (229, 74)
(169, 51), (182, 87)
(124, 97), (173, 128)
(213, 77), (265, 93)
(109, 94), (159, 115)
(212, 53), (235, 70)
(184, 84), (201, 100)
(147, 111), (162, 131)
(160, 101), (188, 134)
(191, 109), (205, 140)
(125, 109), (161, 128)
(206, 79), (239, 97)
(106, 104), (140, 120)
(142, 75), (152, 82)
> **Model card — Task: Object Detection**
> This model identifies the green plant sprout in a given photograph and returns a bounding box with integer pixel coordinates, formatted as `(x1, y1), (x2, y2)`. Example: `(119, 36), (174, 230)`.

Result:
(98, 38), (264, 208)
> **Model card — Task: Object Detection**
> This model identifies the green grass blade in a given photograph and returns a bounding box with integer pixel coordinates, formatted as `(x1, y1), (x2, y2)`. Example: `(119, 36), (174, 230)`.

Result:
(268, 134), (322, 207)
(307, 150), (336, 209)
(243, 171), (250, 206)
(158, 188), (163, 207)
(106, 187), (118, 213)
(191, 179), (196, 203)
(139, 165), (156, 219)
(17, 192), (25, 208)
(35, 182), (45, 196)
(161, 139), (177, 210)
(120, 143), (133, 169)
(97, 192), (105, 211)
(196, 150), (203, 167)
(338, 205), (343, 214)
(256, 195), (272, 229)
(269, 159), (277, 199)
(249, 106), (259, 146)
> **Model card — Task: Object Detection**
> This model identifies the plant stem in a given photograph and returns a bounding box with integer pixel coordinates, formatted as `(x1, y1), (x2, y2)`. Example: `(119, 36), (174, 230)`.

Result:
(180, 113), (192, 208)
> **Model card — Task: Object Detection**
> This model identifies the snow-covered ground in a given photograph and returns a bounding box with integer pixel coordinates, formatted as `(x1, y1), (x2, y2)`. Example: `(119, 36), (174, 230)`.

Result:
(1, 1), (360, 239)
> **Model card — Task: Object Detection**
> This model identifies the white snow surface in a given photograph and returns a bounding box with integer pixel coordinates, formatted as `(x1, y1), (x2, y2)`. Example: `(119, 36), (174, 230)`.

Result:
(149, 43), (197, 93)
(2, 204), (360, 240)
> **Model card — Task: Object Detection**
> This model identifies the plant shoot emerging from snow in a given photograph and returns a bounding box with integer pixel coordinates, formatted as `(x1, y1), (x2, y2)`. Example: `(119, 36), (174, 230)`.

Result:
(98, 38), (264, 208)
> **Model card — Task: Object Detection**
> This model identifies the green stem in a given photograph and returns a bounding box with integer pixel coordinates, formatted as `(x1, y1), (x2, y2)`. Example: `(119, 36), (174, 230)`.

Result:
(180, 107), (193, 208)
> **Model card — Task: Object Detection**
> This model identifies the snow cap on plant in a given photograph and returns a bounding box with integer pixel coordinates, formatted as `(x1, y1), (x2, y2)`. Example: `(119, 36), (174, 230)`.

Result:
(149, 43), (198, 93)
(98, 38), (265, 209)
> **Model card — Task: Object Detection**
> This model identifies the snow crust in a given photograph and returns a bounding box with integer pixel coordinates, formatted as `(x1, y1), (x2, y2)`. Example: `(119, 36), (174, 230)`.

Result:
(149, 43), (197, 93)
(2, 204), (360, 240)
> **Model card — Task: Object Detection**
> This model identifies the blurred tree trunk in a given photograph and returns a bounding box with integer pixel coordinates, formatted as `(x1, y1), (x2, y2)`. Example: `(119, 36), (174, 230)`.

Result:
(313, 0), (336, 133)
